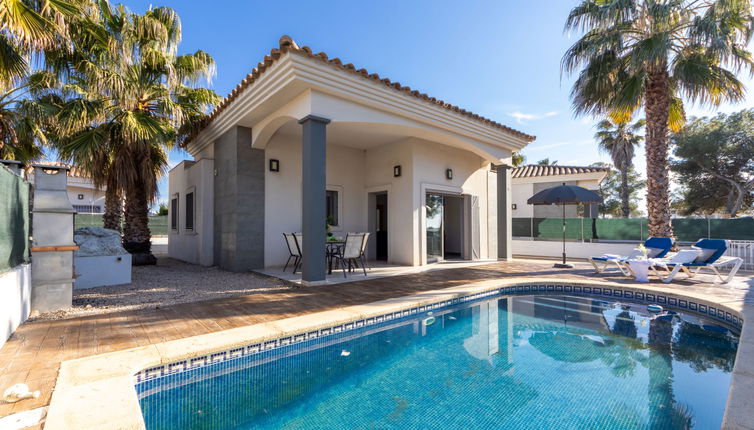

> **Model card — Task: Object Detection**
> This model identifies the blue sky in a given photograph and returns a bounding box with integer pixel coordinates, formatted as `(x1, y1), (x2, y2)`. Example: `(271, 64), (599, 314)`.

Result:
(118, 0), (753, 208)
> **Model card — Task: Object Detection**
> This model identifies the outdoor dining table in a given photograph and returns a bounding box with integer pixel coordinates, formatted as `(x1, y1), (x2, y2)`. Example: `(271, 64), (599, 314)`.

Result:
(326, 240), (344, 274)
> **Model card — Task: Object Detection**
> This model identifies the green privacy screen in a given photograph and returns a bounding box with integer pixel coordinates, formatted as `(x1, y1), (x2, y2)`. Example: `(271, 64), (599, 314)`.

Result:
(0, 166), (30, 271)
(513, 217), (754, 242)
(74, 214), (168, 236)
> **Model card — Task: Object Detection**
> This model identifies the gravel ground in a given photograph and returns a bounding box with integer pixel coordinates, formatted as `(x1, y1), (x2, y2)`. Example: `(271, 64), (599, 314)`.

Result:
(31, 257), (293, 321)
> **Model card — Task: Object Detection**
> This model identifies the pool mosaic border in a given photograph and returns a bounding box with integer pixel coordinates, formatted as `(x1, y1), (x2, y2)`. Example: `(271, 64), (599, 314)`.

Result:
(133, 283), (743, 385)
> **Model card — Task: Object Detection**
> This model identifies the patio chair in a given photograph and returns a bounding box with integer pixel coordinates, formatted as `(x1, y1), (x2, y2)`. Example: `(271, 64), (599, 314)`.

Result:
(589, 237), (674, 275)
(333, 233), (367, 277)
(293, 233), (303, 273)
(651, 239), (743, 284)
(359, 232), (371, 271)
(282, 233), (301, 273)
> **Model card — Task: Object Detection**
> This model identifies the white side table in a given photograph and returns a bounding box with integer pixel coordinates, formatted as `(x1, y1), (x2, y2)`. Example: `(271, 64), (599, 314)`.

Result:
(627, 259), (652, 282)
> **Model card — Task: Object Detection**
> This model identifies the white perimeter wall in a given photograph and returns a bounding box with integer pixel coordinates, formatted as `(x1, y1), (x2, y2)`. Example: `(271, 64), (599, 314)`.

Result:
(513, 239), (638, 260)
(168, 159), (214, 266)
(0, 264), (31, 349)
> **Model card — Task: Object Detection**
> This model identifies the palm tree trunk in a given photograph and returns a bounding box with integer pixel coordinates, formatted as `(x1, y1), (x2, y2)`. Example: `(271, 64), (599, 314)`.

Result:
(644, 68), (674, 238)
(620, 167), (630, 218)
(647, 317), (680, 428)
(102, 173), (122, 232)
(123, 176), (156, 265)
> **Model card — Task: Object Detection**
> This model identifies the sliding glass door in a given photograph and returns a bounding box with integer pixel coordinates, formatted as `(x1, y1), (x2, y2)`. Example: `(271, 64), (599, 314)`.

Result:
(426, 193), (444, 262)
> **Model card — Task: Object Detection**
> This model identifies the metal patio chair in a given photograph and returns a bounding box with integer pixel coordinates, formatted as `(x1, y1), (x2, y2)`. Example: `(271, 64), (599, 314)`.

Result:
(283, 233), (302, 273)
(333, 233), (367, 277)
(359, 232), (371, 271)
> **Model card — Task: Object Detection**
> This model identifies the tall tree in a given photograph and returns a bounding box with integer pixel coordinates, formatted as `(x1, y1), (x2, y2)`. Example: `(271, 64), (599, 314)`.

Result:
(51, 3), (219, 262)
(563, 0), (754, 237)
(595, 118), (644, 217)
(511, 152), (525, 167)
(536, 157), (557, 166)
(671, 109), (754, 217)
(592, 162), (646, 217)
(0, 0), (80, 162)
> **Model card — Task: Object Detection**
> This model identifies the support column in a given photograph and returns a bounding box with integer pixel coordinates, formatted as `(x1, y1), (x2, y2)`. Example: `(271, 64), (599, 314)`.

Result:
(299, 115), (330, 283)
(495, 164), (512, 260)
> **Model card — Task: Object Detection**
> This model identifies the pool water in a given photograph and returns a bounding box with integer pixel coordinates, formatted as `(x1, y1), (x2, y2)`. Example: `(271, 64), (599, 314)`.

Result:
(138, 295), (738, 429)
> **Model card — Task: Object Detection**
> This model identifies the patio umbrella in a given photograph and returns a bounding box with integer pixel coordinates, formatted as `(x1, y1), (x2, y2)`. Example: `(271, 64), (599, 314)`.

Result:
(527, 183), (603, 269)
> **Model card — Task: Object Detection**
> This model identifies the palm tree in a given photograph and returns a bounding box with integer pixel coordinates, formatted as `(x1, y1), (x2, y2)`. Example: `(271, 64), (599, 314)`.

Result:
(562, 0), (754, 237)
(595, 118), (644, 217)
(51, 4), (218, 262)
(0, 0), (81, 162)
(511, 152), (525, 167)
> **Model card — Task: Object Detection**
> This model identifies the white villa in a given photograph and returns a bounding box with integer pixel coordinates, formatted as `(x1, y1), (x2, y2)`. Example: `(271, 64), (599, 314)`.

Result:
(168, 36), (535, 283)
(511, 164), (609, 219)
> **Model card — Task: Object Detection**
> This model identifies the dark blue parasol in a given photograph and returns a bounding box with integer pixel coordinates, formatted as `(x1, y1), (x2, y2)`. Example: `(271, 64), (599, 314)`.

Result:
(527, 183), (603, 268)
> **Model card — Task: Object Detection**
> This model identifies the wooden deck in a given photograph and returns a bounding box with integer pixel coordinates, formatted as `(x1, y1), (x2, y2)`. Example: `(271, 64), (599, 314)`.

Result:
(0, 258), (750, 423)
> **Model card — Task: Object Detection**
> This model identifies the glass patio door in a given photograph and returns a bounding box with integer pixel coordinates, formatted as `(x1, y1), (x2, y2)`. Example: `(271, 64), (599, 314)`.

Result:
(426, 193), (444, 262)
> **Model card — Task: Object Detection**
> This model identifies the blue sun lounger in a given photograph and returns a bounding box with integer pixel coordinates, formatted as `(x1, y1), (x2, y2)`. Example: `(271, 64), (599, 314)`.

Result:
(650, 239), (743, 284)
(589, 237), (675, 276)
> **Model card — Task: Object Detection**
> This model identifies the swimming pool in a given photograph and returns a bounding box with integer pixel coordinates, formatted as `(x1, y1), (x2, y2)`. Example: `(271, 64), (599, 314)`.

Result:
(137, 293), (738, 429)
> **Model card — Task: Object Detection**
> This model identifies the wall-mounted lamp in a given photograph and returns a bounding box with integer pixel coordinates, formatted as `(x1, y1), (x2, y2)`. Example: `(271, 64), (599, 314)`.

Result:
(393, 165), (401, 177)
(511, 203), (517, 210)
(77, 194), (84, 200)
(446, 169), (453, 180)
(269, 159), (280, 172)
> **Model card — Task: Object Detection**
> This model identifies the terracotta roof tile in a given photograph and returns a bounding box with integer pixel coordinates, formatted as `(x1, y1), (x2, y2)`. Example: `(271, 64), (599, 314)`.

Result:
(511, 164), (609, 179)
(184, 35), (536, 146)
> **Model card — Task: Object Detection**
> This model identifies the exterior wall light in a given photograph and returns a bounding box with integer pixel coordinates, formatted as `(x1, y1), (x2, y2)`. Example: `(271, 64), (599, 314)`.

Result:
(394, 165), (401, 177)
(269, 159), (280, 172)
(512, 203), (517, 210)
(77, 194), (84, 200)
(446, 169), (453, 180)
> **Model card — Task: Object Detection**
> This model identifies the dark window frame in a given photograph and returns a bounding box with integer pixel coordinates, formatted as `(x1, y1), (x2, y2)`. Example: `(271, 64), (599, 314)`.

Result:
(326, 189), (339, 227)
(185, 190), (195, 232)
(170, 194), (179, 232)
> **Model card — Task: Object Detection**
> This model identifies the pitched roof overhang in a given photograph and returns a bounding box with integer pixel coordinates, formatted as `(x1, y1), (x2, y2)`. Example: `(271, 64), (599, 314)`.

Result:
(512, 164), (610, 183)
(185, 36), (535, 162)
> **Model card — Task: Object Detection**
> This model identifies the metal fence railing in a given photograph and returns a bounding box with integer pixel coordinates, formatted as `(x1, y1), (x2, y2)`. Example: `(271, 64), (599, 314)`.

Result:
(727, 240), (754, 271)
(0, 165), (30, 272)
(74, 214), (168, 236)
(513, 217), (754, 243)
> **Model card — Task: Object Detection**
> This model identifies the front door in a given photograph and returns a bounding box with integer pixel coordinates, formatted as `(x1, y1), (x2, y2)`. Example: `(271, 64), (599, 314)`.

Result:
(426, 193), (444, 262)
(375, 193), (388, 261)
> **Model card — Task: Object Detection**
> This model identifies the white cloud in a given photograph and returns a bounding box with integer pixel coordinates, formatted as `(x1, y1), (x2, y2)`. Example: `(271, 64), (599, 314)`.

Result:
(508, 110), (559, 123)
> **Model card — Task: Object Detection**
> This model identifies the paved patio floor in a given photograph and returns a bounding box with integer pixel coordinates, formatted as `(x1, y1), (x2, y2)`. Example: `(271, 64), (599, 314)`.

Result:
(0, 258), (751, 427)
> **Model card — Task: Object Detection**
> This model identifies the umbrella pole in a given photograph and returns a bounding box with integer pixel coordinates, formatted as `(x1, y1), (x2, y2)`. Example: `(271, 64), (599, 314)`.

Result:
(554, 204), (573, 269)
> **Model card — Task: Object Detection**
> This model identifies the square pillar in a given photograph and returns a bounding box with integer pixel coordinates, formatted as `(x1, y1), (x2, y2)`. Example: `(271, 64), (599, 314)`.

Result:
(299, 115), (330, 283)
(495, 164), (512, 260)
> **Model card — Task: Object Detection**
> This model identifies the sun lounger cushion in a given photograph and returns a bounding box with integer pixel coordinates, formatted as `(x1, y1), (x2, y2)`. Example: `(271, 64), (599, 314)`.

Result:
(644, 237), (674, 258)
(646, 247), (665, 258)
(692, 246), (717, 263)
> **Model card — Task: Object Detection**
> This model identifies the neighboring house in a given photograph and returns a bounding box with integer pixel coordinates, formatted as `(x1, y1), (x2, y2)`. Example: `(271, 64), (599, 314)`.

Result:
(27, 162), (106, 214)
(169, 36), (535, 282)
(511, 165), (609, 219)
